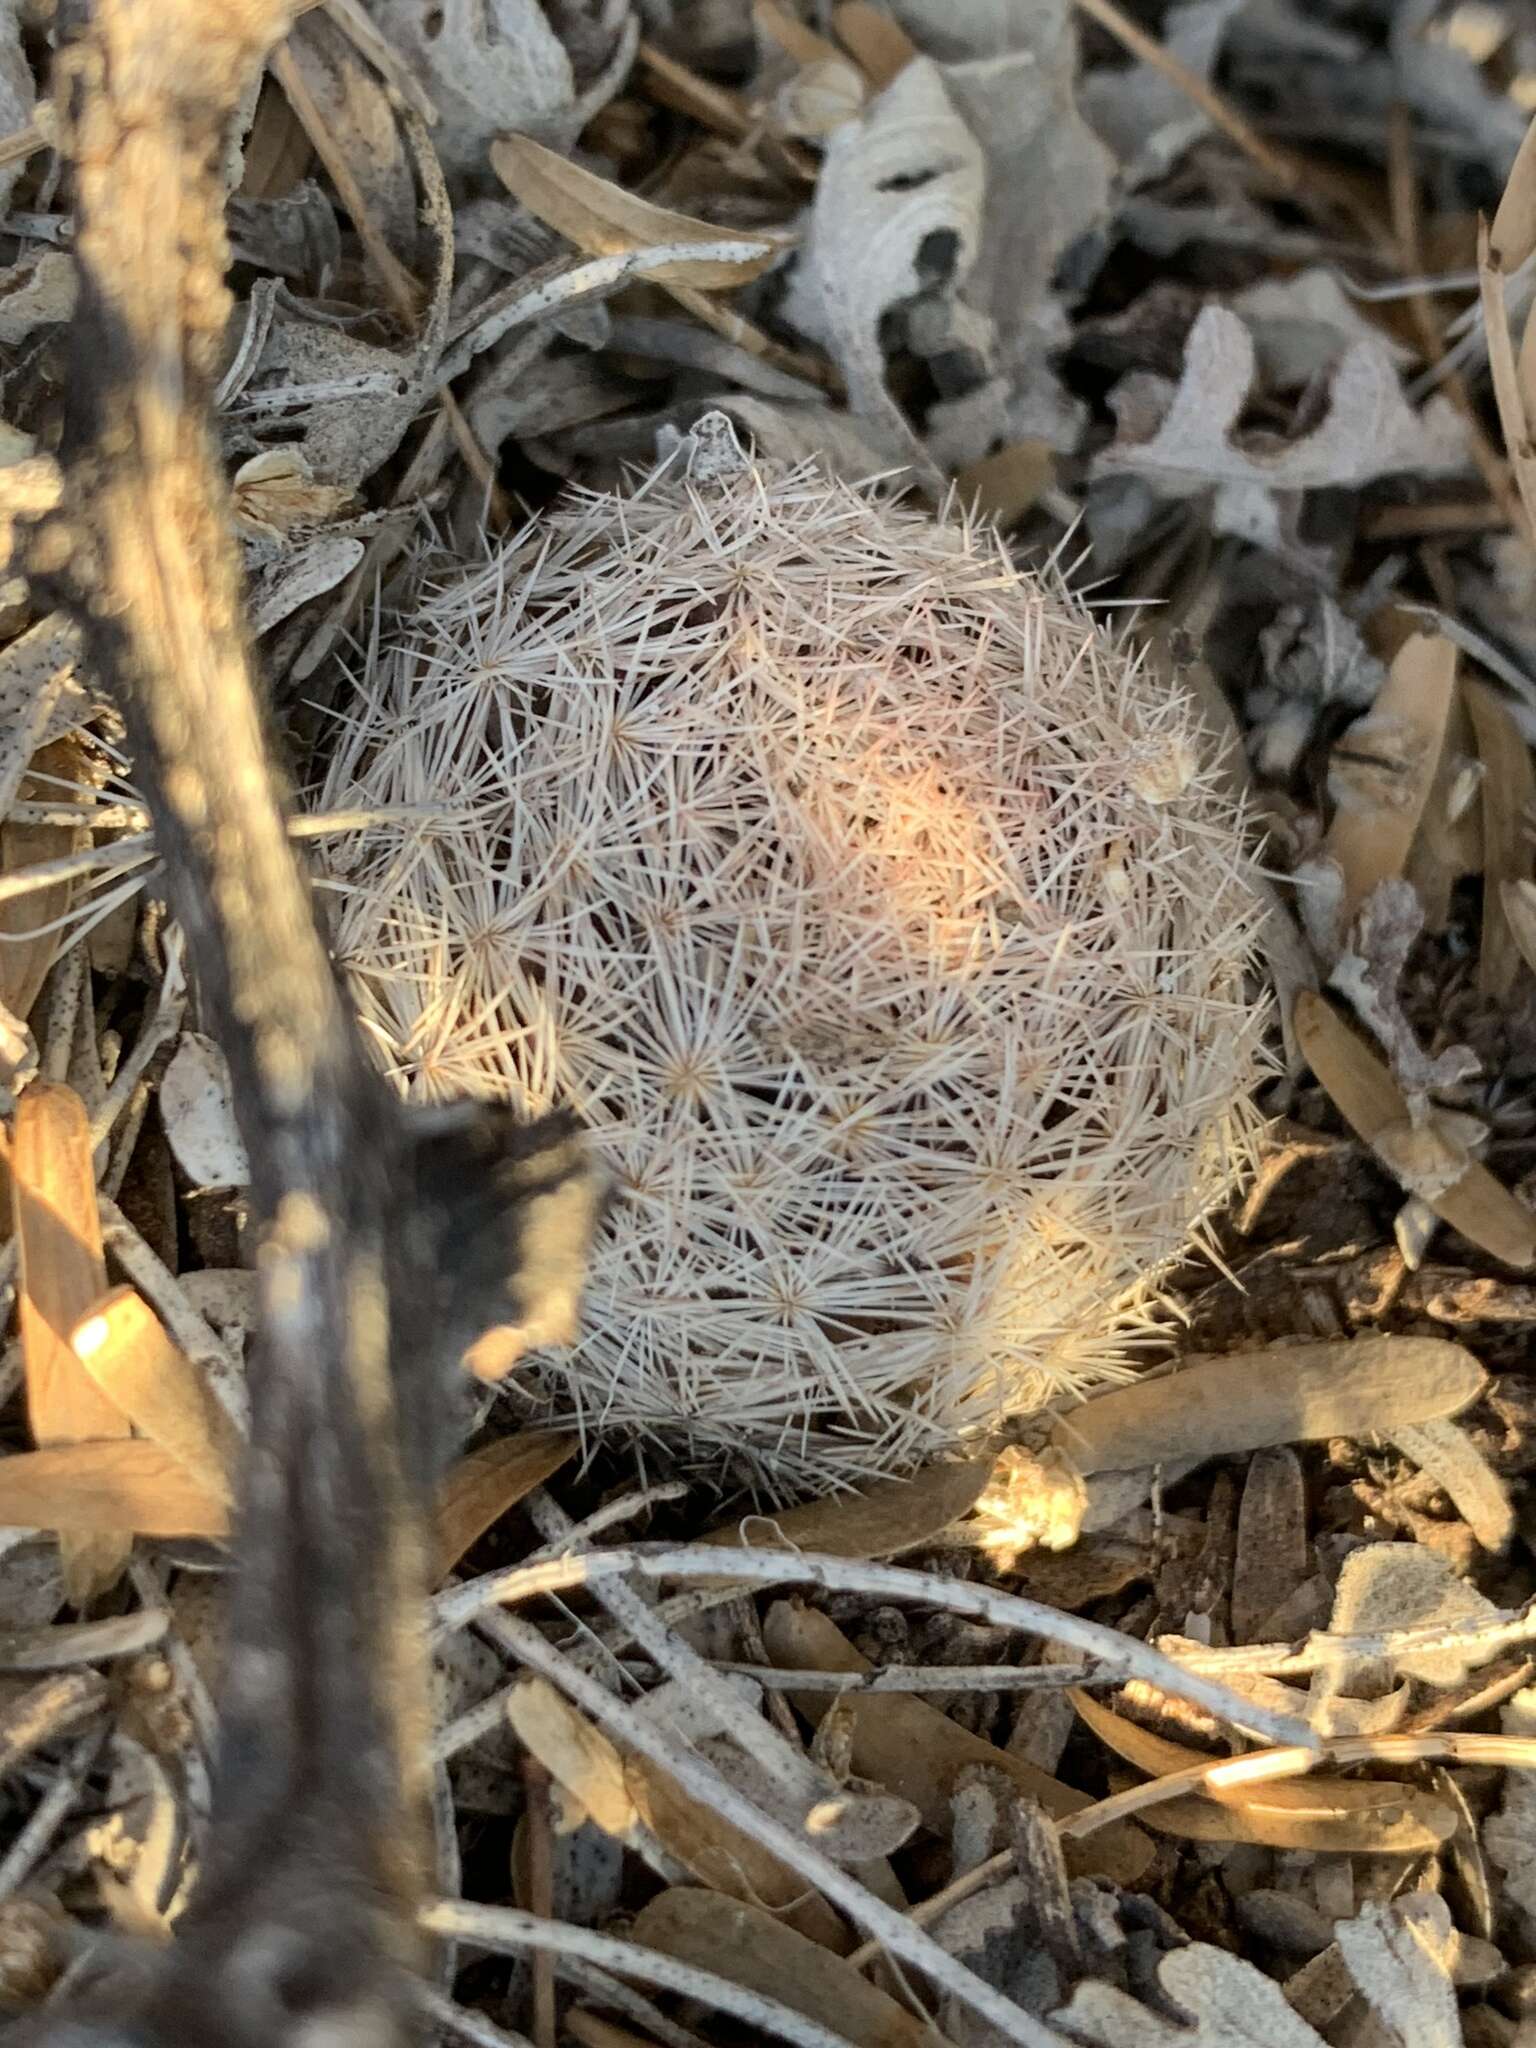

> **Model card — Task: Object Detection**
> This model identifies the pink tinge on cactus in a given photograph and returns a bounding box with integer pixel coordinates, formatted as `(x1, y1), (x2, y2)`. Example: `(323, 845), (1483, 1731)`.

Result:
(316, 422), (1272, 1493)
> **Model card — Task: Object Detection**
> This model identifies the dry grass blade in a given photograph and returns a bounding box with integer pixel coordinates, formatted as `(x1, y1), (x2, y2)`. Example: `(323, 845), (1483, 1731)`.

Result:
(434, 1431), (576, 1581)
(1464, 676), (1535, 995)
(11, 1080), (132, 1600)
(1050, 1333), (1484, 1474)
(0, 1440), (229, 1538)
(754, 0), (841, 67)
(70, 1284), (241, 1506)
(704, 1454), (997, 1561)
(631, 1891), (945, 2048)
(1070, 1691), (1457, 1853)
(1294, 990), (1536, 1267)
(491, 136), (784, 289)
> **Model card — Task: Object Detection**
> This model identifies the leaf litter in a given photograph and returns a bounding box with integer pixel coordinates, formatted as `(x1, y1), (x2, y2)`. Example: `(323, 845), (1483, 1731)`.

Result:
(10, 0), (1536, 2043)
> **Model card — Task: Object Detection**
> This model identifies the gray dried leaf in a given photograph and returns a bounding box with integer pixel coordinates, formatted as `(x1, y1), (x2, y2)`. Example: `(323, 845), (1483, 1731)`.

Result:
(1097, 306), (1467, 495)
(1322, 1542), (1502, 1692)
(0, 1), (32, 217)
(1229, 268), (1415, 386)
(931, 1871), (1063, 2047)
(716, 392), (900, 479)
(368, 0), (634, 184)
(1080, 0), (1242, 189)
(159, 1034), (251, 1190)
(226, 181), (344, 286)
(0, 251), (77, 346)
(1055, 1941), (1327, 2048)
(248, 533), (367, 635)
(1389, 1419), (1515, 1555)
(0, 613), (90, 821)
(1333, 1897), (1460, 2048)
(781, 57), (983, 435)
(1485, 1686), (1536, 1935)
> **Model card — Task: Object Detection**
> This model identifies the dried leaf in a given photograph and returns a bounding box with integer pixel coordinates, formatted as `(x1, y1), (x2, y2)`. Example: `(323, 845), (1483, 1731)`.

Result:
(230, 448), (354, 540)
(633, 1889), (942, 2048)
(1464, 677), (1535, 997)
(1477, 220), (1536, 543)
(1294, 990), (1536, 1268)
(1333, 1898), (1460, 2048)
(0, 1441), (229, 1539)
(780, 59), (983, 422)
(704, 1454), (997, 1562)
(11, 1082), (132, 1600)
(1051, 1334), (1485, 1477)
(491, 135), (781, 289)
(506, 1675), (636, 1840)
(0, 252), (78, 347)
(1231, 1448), (1308, 1644)
(158, 1032), (251, 1188)
(1326, 1543), (1502, 1689)
(434, 1431), (576, 1580)
(1097, 306), (1467, 495)
(762, 1600), (1152, 1886)
(1310, 634), (1456, 945)
(1054, 1941), (1327, 2048)
(0, 737), (89, 1027)
(1389, 1418), (1514, 1554)
(71, 1286), (241, 1506)
(0, 615), (90, 826)
(1071, 1691), (1456, 1853)
(955, 441), (1055, 526)
(1080, 0), (1243, 190)
(624, 1752), (851, 1952)
(1491, 110), (1536, 270)
(832, 4), (916, 90)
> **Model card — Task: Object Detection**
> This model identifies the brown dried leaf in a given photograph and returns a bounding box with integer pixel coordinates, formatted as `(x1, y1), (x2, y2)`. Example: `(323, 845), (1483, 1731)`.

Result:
(434, 1431), (576, 1580)
(490, 135), (782, 289)
(1295, 989), (1536, 1268)
(1476, 219), (1536, 544)
(1491, 110), (1536, 270)
(506, 1675), (635, 1839)
(1464, 677), (1534, 997)
(1232, 1447), (1308, 1643)
(761, 1600), (1152, 1886)
(0, 1441), (229, 1539)
(1071, 1691), (1456, 1853)
(11, 1082), (132, 1600)
(624, 1752), (851, 1952)
(0, 737), (89, 1026)
(704, 1453), (996, 1562)
(632, 1889), (943, 2048)
(955, 440), (1055, 527)
(1051, 1334), (1485, 1477)
(754, 0), (841, 66)
(832, 2), (916, 90)
(1318, 633), (1456, 942)
(70, 1286), (240, 1507)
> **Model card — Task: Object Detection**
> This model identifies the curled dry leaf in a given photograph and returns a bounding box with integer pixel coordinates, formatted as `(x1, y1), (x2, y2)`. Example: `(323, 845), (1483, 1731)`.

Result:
(11, 1080), (133, 1602)
(1070, 1690), (1456, 1854)
(761, 1599), (1152, 1886)
(704, 1453), (997, 1562)
(1097, 305), (1466, 495)
(491, 135), (783, 290)
(1049, 1333), (1485, 1477)
(632, 1889), (943, 2048)
(1294, 990), (1536, 1268)
(780, 58), (983, 423)
(229, 448), (354, 540)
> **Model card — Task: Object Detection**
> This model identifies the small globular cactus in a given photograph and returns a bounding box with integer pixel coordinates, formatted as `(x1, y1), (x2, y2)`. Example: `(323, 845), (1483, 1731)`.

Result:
(317, 418), (1271, 1493)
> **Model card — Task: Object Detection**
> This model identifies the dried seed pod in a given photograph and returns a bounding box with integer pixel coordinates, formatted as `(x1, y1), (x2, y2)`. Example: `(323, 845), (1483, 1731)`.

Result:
(320, 420), (1272, 1491)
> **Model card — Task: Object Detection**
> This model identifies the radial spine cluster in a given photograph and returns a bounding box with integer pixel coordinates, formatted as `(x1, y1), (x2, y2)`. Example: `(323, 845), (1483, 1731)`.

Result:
(317, 429), (1270, 1492)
